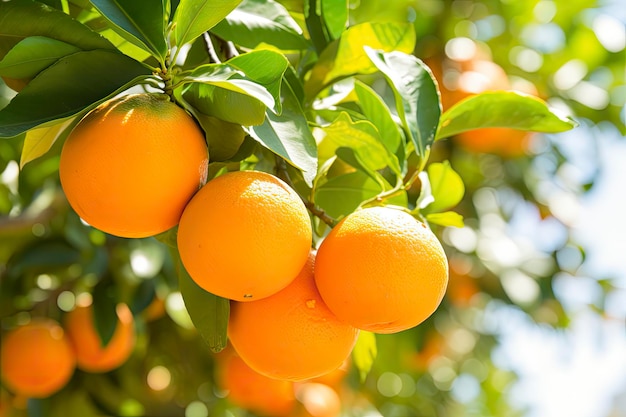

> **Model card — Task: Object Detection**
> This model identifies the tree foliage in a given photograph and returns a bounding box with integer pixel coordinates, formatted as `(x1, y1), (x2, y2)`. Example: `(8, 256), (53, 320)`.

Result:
(0, 0), (623, 416)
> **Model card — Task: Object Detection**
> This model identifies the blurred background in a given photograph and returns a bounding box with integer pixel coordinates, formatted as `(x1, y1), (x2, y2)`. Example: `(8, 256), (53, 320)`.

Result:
(1, 0), (625, 416)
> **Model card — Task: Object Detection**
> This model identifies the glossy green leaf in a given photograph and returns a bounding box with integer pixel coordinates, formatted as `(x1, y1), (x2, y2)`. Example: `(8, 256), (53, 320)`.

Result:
(174, 246), (229, 353)
(0, 49), (151, 138)
(305, 22), (415, 100)
(354, 80), (402, 157)
(352, 330), (376, 382)
(321, 0), (348, 39)
(211, 0), (310, 50)
(0, 0), (114, 58)
(426, 161), (465, 213)
(172, 0), (242, 47)
(226, 50), (289, 113)
(181, 60), (278, 120)
(437, 91), (578, 139)
(319, 112), (401, 176)
(314, 170), (382, 218)
(184, 83), (267, 126)
(0, 36), (80, 79)
(365, 48), (441, 160)
(248, 78), (317, 186)
(20, 117), (75, 169)
(90, 0), (168, 60)
(426, 211), (464, 228)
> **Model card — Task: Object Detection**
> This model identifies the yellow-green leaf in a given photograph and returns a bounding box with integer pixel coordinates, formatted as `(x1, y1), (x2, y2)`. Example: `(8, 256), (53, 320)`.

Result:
(20, 118), (74, 169)
(426, 161), (465, 213)
(426, 211), (464, 228)
(352, 330), (376, 382)
(305, 22), (415, 100)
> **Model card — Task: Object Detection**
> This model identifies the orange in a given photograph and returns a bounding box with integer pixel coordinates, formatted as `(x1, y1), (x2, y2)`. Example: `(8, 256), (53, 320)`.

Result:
(228, 251), (359, 381)
(314, 207), (448, 334)
(294, 382), (341, 417)
(0, 319), (75, 398)
(59, 93), (208, 238)
(435, 53), (534, 157)
(217, 351), (295, 416)
(456, 127), (533, 158)
(177, 170), (312, 301)
(64, 303), (135, 373)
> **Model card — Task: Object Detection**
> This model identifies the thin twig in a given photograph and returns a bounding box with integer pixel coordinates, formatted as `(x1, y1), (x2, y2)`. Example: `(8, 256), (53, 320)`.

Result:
(274, 157), (337, 227)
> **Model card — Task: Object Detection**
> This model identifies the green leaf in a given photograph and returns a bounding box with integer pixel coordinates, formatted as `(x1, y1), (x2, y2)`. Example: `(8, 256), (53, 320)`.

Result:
(314, 170), (382, 218)
(0, 49), (151, 138)
(90, 0), (168, 61)
(92, 279), (119, 347)
(319, 112), (401, 177)
(20, 117), (75, 169)
(353, 80), (402, 158)
(184, 83), (267, 126)
(211, 0), (310, 50)
(0, 0), (114, 58)
(304, 21), (415, 100)
(226, 50), (289, 113)
(248, 77), (318, 186)
(426, 161), (465, 213)
(181, 59), (279, 124)
(365, 48), (441, 161)
(193, 113), (247, 161)
(321, 0), (348, 39)
(172, 0), (242, 47)
(174, 246), (229, 353)
(6, 239), (81, 280)
(426, 211), (464, 228)
(352, 330), (376, 382)
(0, 36), (81, 79)
(437, 91), (578, 139)
(305, 0), (330, 54)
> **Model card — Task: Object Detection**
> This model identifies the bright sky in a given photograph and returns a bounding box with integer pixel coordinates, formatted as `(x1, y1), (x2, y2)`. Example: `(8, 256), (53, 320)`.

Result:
(499, 124), (626, 417)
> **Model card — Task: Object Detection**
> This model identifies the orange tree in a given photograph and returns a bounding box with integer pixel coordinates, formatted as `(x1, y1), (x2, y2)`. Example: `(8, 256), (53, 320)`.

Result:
(1, 0), (622, 416)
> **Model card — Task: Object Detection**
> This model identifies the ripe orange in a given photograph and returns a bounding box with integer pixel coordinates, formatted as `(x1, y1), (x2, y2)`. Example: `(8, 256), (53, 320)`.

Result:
(456, 127), (532, 158)
(64, 303), (136, 373)
(217, 351), (295, 416)
(0, 319), (76, 398)
(228, 251), (359, 381)
(59, 93), (208, 238)
(314, 207), (448, 334)
(177, 170), (312, 301)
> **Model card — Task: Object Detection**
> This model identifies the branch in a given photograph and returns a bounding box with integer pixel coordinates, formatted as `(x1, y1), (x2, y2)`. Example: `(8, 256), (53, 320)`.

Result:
(274, 157), (337, 228)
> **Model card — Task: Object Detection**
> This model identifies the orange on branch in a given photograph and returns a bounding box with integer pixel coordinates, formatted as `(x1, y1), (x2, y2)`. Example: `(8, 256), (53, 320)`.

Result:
(59, 93), (208, 238)
(314, 207), (449, 334)
(217, 351), (296, 417)
(0, 319), (75, 398)
(64, 303), (136, 373)
(228, 251), (359, 381)
(177, 170), (312, 301)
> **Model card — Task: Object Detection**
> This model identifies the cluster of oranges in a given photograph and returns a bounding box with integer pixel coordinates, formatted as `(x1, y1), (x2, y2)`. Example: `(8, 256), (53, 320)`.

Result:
(0, 301), (135, 398)
(16, 92), (450, 409)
